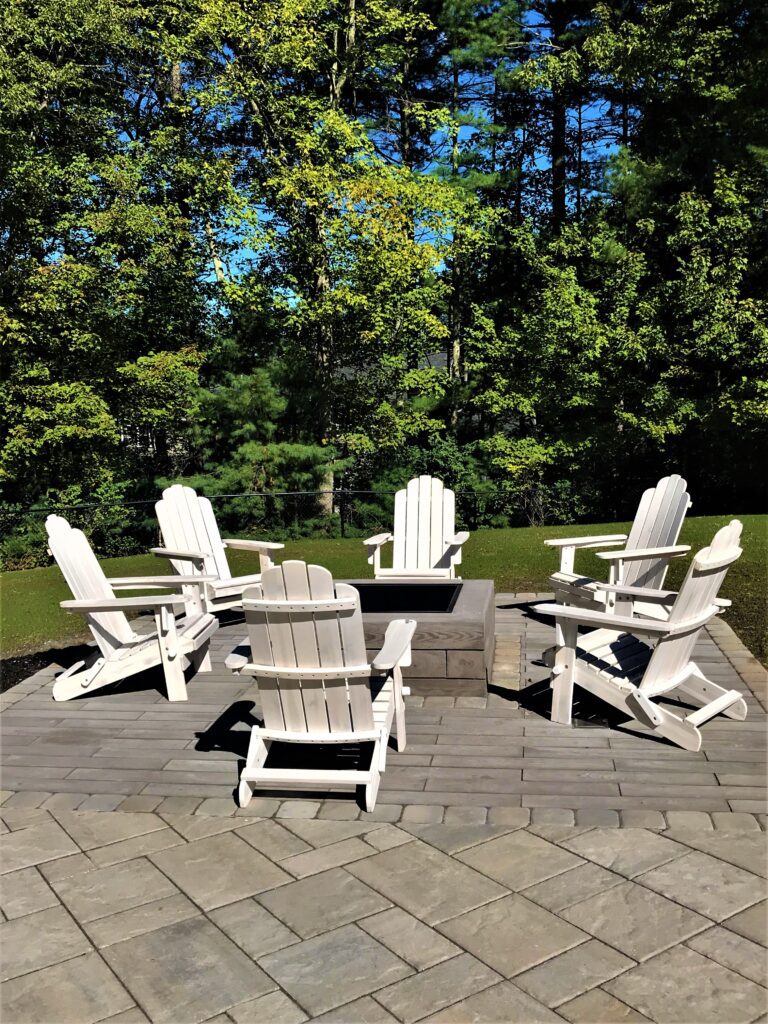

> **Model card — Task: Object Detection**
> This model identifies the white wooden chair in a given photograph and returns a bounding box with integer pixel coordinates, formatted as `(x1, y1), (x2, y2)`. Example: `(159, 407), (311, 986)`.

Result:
(226, 560), (416, 810)
(46, 515), (218, 702)
(538, 521), (747, 752)
(364, 476), (469, 579)
(545, 475), (692, 621)
(153, 484), (285, 612)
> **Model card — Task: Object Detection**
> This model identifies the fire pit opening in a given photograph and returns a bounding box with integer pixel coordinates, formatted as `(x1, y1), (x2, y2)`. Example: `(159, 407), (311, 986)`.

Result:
(353, 582), (462, 614)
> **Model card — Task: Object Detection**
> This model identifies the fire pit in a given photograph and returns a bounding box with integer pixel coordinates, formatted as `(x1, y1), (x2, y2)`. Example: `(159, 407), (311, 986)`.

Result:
(345, 579), (495, 697)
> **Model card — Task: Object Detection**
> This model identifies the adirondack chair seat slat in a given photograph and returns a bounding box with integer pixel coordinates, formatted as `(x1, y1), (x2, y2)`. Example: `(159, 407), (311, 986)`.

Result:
(229, 562), (414, 811)
(546, 475), (692, 621)
(365, 475), (469, 579)
(46, 515), (217, 703)
(542, 520), (748, 752)
(155, 484), (284, 612)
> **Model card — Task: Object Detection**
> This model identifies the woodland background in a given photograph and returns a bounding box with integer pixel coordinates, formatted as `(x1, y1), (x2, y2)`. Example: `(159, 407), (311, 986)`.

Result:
(1, 0), (766, 568)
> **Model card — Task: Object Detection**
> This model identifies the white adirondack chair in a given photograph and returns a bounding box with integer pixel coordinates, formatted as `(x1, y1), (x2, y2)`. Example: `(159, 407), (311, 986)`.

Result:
(226, 560), (416, 810)
(364, 476), (469, 579)
(545, 475), (692, 620)
(46, 515), (218, 702)
(538, 520), (747, 752)
(153, 484), (285, 612)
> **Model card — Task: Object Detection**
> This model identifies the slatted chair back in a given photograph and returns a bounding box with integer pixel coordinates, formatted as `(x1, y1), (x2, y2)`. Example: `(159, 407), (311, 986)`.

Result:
(46, 515), (136, 657)
(640, 520), (742, 696)
(392, 476), (457, 572)
(242, 561), (374, 734)
(156, 484), (231, 582)
(622, 475), (691, 589)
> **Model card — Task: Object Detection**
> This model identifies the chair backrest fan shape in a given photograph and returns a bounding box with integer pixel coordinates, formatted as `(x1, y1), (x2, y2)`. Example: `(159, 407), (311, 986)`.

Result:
(46, 515), (136, 657)
(392, 476), (456, 572)
(156, 485), (231, 581)
(242, 561), (373, 735)
(623, 474), (691, 590)
(641, 520), (742, 696)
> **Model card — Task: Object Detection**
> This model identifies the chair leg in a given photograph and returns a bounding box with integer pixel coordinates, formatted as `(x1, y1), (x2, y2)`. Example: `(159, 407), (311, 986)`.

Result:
(365, 769), (381, 812)
(191, 645), (212, 673)
(676, 670), (748, 721)
(239, 731), (271, 807)
(550, 619), (577, 725)
(239, 778), (254, 807)
(393, 666), (407, 751)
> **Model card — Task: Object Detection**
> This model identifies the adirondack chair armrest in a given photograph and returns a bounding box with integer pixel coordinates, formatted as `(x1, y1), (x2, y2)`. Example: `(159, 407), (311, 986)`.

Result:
(595, 544), (690, 562)
(545, 534), (627, 549)
(222, 539), (285, 552)
(151, 546), (209, 562)
(591, 582), (678, 601)
(536, 602), (671, 637)
(372, 618), (417, 672)
(364, 532), (393, 548)
(447, 531), (470, 548)
(107, 575), (217, 589)
(61, 596), (185, 613)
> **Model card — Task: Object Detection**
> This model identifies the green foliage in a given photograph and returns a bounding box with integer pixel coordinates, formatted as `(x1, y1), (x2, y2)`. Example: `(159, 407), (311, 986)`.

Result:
(0, 0), (766, 566)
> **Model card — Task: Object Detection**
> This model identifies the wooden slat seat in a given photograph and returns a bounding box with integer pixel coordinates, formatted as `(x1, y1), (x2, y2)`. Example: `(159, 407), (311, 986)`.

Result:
(46, 515), (218, 702)
(540, 521), (748, 751)
(545, 475), (692, 619)
(364, 476), (469, 579)
(228, 561), (416, 811)
(154, 484), (285, 612)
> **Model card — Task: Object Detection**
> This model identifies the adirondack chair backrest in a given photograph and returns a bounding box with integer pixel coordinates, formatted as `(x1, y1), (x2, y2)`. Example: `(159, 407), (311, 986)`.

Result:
(640, 520), (742, 695)
(622, 475), (691, 590)
(46, 515), (136, 657)
(156, 485), (231, 582)
(392, 476), (457, 572)
(242, 561), (374, 734)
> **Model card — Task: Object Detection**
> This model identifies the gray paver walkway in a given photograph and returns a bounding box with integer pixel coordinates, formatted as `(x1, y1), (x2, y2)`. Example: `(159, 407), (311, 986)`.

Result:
(1, 595), (765, 822)
(3, 592), (768, 1021)
(0, 808), (766, 1022)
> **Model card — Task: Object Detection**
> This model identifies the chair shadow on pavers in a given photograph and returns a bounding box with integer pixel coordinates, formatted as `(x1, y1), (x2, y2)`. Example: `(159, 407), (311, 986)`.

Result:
(194, 698), (384, 805)
(194, 700), (260, 759)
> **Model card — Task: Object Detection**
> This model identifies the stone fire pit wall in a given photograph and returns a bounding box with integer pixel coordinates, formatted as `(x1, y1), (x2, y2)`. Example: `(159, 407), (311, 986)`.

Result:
(348, 579), (496, 697)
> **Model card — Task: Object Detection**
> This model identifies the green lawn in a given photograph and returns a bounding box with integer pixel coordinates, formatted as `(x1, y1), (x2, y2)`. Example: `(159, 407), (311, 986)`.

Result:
(2, 515), (766, 665)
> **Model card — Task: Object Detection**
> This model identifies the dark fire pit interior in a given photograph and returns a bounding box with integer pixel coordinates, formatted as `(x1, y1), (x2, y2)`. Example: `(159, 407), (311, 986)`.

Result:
(354, 582), (462, 614)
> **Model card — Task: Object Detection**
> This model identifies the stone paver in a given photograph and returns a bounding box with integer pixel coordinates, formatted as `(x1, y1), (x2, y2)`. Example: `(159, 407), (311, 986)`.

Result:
(456, 828), (584, 889)
(637, 850), (764, 921)
(560, 827), (688, 878)
(229, 989), (308, 1023)
(208, 898), (300, 959)
(561, 880), (710, 961)
(558, 988), (651, 1022)
(0, 866), (59, 919)
(50, 857), (178, 923)
(102, 917), (277, 1023)
(438, 893), (589, 977)
(0, 820), (79, 873)
(258, 867), (391, 938)
(375, 952), (500, 1023)
(348, 840), (507, 926)
(514, 938), (635, 1007)
(83, 893), (200, 948)
(0, 906), (91, 981)
(150, 832), (291, 910)
(1, 951), (134, 1024)
(259, 924), (412, 1017)
(423, 980), (563, 1022)
(604, 945), (768, 1023)
(2, 595), (767, 1024)
(358, 907), (461, 971)
(687, 926), (768, 987)
(723, 900), (768, 945)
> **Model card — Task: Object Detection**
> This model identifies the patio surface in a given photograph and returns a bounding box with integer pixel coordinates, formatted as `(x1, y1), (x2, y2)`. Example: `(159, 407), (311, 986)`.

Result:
(1, 595), (766, 821)
(1, 594), (767, 1023)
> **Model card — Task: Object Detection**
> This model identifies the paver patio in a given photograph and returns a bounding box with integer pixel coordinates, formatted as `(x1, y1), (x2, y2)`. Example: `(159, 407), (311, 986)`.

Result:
(1, 595), (767, 1021)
